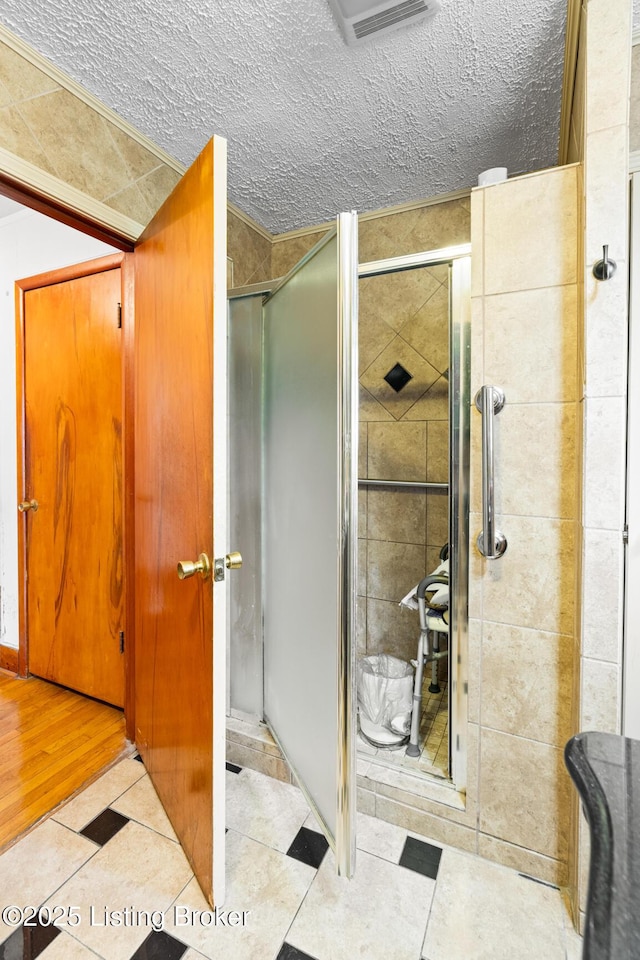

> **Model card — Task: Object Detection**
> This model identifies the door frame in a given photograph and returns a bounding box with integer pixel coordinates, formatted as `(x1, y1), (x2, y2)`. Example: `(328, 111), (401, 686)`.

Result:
(14, 251), (136, 736)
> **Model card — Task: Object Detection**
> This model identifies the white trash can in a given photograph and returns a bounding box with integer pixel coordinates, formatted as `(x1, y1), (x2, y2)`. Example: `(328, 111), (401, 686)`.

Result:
(357, 654), (414, 748)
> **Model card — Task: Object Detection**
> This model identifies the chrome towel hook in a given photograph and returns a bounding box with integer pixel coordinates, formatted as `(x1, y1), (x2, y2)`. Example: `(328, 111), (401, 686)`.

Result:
(592, 245), (617, 281)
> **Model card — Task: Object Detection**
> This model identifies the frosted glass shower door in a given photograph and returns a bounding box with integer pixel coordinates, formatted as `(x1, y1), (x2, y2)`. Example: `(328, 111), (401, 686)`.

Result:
(263, 213), (358, 876)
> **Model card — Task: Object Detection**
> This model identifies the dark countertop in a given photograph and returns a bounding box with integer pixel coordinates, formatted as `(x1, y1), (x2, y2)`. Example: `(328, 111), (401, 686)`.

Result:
(565, 731), (640, 960)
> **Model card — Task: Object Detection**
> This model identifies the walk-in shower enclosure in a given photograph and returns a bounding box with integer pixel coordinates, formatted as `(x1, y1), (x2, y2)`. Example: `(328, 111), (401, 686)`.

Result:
(227, 221), (471, 870)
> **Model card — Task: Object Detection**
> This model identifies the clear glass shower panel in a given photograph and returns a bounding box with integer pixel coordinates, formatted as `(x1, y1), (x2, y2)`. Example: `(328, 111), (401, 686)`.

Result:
(228, 294), (264, 719)
(263, 217), (357, 875)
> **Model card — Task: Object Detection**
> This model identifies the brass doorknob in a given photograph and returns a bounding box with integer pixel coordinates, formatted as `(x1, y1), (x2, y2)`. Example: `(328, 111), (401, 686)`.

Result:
(18, 499), (38, 513)
(177, 553), (212, 581)
(225, 551), (243, 570)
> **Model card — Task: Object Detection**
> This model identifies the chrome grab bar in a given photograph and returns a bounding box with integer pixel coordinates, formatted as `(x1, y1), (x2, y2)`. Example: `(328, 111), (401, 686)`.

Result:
(474, 385), (507, 559)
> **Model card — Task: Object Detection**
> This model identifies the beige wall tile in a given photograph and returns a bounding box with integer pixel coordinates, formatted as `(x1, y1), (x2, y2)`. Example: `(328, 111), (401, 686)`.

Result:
(108, 125), (163, 181)
(358, 539), (367, 596)
(367, 421), (426, 481)
(358, 488), (367, 538)
(136, 164), (182, 218)
(470, 296), (484, 399)
(356, 595), (367, 657)
(374, 795), (477, 852)
(358, 312), (396, 375)
(226, 717), (283, 759)
(367, 487), (427, 544)
(580, 657), (620, 733)
(357, 786), (376, 815)
(479, 728), (572, 860)
(0, 103), (58, 175)
(496, 403), (577, 519)
(427, 420), (448, 484)
(583, 267), (628, 397)
(483, 285), (578, 403)
(585, 0), (631, 134)
(360, 268), (442, 334)
(481, 623), (574, 747)
(367, 539), (426, 603)
(630, 45), (640, 153)
(483, 166), (578, 295)
(18, 90), (135, 199)
(227, 210), (272, 286)
(582, 396), (626, 530)
(470, 188), (484, 297)
(481, 515), (576, 635)
(468, 511), (483, 620)
(584, 125), (628, 266)
(0, 42), (60, 101)
(226, 739), (291, 783)
(402, 374), (448, 421)
(358, 199), (470, 263)
(399, 281), (449, 374)
(271, 232), (324, 277)
(468, 618), (481, 724)
(426, 491), (448, 547)
(104, 181), (151, 225)
(366, 598), (421, 661)
(359, 423), (368, 477)
(477, 833), (567, 886)
(359, 384), (394, 422)
(361, 336), (440, 420)
(581, 529), (623, 662)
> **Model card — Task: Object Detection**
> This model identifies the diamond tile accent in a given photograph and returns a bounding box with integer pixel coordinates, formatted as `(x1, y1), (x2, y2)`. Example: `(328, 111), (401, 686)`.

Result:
(361, 336), (439, 420)
(384, 362), (413, 393)
(226, 762), (242, 774)
(79, 808), (129, 846)
(0, 917), (61, 959)
(399, 836), (442, 879)
(286, 826), (329, 869)
(276, 943), (318, 960)
(130, 929), (188, 959)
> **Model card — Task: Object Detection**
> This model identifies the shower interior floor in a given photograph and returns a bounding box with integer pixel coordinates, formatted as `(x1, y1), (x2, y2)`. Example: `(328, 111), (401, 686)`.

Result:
(357, 676), (449, 779)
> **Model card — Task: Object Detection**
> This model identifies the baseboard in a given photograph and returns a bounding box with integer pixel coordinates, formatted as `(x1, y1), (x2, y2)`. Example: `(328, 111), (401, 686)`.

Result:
(0, 645), (19, 674)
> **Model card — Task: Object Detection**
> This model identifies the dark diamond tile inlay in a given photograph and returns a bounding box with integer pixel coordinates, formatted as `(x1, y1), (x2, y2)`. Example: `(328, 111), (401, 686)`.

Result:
(276, 943), (319, 960)
(226, 762), (242, 774)
(399, 836), (442, 879)
(130, 930), (188, 960)
(80, 807), (129, 846)
(286, 826), (329, 870)
(133, 753), (144, 763)
(384, 362), (413, 393)
(0, 918), (61, 960)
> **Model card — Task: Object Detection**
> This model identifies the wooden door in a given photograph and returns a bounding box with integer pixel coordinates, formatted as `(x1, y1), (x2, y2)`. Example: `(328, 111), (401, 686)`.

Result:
(133, 138), (227, 906)
(19, 262), (125, 708)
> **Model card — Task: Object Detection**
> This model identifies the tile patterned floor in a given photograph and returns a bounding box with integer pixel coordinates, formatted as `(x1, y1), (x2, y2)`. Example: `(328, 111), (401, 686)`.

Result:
(0, 756), (581, 960)
(358, 678), (450, 779)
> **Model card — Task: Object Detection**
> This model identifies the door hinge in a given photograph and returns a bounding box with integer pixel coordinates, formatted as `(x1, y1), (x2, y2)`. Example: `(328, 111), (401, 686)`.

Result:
(117, 302), (122, 329)
(623, 524), (629, 545)
(119, 630), (125, 654)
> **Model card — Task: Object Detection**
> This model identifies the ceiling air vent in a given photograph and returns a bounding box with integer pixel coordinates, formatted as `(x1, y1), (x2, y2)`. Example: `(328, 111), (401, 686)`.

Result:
(328, 0), (440, 46)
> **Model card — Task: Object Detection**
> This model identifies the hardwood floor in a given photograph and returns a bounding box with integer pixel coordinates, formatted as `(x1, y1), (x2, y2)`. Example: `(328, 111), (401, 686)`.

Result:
(0, 671), (128, 851)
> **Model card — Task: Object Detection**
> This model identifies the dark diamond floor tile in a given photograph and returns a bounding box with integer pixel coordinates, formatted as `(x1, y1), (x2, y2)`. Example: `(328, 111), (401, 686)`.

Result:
(226, 762), (242, 774)
(80, 807), (129, 846)
(286, 826), (329, 869)
(0, 918), (61, 959)
(276, 943), (318, 960)
(133, 753), (144, 763)
(399, 836), (442, 879)
(130, 930), (187, 960)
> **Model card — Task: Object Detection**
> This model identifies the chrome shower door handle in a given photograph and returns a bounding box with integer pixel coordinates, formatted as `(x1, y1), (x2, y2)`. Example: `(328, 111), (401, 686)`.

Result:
(475, 385), (507, 559)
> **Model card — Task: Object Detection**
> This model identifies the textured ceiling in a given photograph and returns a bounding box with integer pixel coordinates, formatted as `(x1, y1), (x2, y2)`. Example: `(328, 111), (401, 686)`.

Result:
(0, 0), (567, 232)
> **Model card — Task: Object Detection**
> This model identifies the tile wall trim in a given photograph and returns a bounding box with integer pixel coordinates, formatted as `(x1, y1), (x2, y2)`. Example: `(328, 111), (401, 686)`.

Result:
(271, 187), (472, 244)
(0, 143), (144, 240)
(0, 24), (184, 174)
